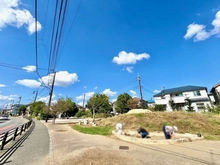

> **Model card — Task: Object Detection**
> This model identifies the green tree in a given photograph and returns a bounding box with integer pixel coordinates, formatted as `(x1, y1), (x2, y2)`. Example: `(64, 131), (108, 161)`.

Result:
(62, 97), (78, 118)
(86, 93), (112, 121)
(185, 98), (195, 112)
(18, 105), (26, 116)
(30, 101), (47, 119)
(50, 97), (78, 123)
(115, 93), (132, 114)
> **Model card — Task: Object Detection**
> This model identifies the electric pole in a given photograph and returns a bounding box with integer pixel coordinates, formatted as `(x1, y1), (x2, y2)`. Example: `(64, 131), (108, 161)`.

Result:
(33, 91), (38, 102)
(46, 72), (56, 122)
(18, 96), (22, 105)
(137, 75), (143, 101)
(82, 93), (86, 109)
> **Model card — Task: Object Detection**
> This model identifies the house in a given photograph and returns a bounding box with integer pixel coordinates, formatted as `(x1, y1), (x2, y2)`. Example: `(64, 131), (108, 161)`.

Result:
(153, 85), (212, 112)
(210, 83), (220, 105)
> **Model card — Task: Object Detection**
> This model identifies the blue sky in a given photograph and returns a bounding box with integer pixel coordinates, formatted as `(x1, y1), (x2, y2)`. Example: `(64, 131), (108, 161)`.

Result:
(0, 0), (220, 108)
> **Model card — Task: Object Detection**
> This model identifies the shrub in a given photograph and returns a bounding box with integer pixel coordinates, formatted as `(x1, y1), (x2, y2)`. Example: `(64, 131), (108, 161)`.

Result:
(75, 110), (92, 118)
(154, 104), (166, 111)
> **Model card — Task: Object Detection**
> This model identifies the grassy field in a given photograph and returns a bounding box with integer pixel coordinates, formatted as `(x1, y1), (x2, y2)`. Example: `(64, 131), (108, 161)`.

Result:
(72, 111), (220, 140)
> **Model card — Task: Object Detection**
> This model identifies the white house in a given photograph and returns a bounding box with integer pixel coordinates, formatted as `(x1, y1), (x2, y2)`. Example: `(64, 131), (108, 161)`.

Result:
(153, 85), (212, 112)
(210, 83), (220, 105)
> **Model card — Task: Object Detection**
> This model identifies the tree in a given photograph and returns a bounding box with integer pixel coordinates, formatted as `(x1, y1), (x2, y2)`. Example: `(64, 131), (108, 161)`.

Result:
(185, 98), (195, 112)
(50, 97), (78, 123)
(115, 93), (132, 114)
(127, 98), (139, 109)
(62, 98), (78, 118)
(30, 101), (47, 119)
(18, 105), (26, 116)
(86, 93), (112, 121)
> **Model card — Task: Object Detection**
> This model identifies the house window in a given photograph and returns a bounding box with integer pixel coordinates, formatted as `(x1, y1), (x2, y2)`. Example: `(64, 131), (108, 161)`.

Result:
(196, 103), (205, 110)
(194, 91), (201, 96)
(175, 93), (183, 97)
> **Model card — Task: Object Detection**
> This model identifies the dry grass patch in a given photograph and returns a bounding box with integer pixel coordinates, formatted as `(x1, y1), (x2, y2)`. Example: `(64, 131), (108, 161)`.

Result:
(96, 112), (220, 140)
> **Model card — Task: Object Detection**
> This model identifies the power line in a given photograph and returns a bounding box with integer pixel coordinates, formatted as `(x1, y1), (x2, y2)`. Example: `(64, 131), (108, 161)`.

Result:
(0, 62), (49, 71)
(48, 0), (59, 74)
(60, 0), (83, 54)
(112, 78), (137, 91)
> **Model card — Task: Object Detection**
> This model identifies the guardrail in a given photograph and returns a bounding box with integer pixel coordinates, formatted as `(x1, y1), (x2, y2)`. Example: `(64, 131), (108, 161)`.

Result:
(0, 120), (32, 150)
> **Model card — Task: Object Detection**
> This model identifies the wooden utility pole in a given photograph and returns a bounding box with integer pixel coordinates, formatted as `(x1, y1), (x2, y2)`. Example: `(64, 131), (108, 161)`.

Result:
(46, 72), (56, 122)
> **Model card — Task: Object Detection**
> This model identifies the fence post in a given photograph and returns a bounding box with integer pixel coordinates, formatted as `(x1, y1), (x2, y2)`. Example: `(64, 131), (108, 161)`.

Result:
(13, 127), (19, 141)
(1, 131), (9, 150)
(20, 125), (24, 135)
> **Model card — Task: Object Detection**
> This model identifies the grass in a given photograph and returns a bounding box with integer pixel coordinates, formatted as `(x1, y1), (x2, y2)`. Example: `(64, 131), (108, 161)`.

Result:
(73, 125), (113, 136)
(72, 111), (220, 140)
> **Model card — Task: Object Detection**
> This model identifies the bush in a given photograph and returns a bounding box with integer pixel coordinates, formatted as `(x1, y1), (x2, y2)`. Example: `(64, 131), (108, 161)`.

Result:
(75, 110), (92, 118)
(154, 104), (166, 111)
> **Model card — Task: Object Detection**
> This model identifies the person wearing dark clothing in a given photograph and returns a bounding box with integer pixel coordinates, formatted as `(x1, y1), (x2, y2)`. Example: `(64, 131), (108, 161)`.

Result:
(162, 125), (178, 139)
(137, 127), (149, 138)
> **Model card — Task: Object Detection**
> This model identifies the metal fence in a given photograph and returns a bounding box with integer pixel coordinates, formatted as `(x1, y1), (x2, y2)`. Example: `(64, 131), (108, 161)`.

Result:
(0, 120), (32, 150)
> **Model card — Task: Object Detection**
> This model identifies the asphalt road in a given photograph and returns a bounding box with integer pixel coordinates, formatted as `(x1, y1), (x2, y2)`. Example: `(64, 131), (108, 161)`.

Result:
(0, 117), (28, 134)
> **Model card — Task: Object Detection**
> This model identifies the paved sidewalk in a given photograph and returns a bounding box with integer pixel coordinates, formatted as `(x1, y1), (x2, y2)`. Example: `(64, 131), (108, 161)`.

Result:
(43, 121), (220, 165)
(3, 120), (50, 165)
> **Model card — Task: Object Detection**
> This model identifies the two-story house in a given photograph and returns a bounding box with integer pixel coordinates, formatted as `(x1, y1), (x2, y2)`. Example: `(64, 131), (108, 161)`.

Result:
(210, 83), (220, 105)
(153, 85), (211, 112)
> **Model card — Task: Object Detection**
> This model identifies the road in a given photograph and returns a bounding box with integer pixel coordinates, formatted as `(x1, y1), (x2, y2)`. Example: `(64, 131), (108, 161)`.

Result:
(0, 117), (28, 134)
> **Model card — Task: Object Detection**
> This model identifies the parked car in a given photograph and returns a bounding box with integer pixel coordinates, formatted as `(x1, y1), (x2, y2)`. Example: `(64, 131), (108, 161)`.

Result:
(0, 114), (9, 120)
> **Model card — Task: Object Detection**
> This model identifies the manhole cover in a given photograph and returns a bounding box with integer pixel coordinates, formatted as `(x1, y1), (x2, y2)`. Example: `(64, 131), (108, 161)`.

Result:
(55, 130), (68, 132)
(119, 146), (129, 150)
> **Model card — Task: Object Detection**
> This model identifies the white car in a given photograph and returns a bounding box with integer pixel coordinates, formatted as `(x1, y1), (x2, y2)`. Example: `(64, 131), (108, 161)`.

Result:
(0, 115), (9, 120)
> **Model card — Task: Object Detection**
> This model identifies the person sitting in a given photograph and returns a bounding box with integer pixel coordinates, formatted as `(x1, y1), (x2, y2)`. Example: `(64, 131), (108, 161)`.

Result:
(137, 127), (149, 138)
(162, 125), (178, 139)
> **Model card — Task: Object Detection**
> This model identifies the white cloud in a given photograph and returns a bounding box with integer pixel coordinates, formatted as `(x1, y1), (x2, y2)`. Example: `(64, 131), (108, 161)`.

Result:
(153, 90), (161, 93)
(0, 94), (17, 100)
(102, 89), (117, 97)
(112, 51), (150, 65)
(211, 11), (220, 36)
(16, 79), (41, 88)
(77, 101), (83, 106)
(94, 86), (98, 89)
(38, 94), (56, 104)
(111, 98), (117, 103)
(0, 84), (6, 87)
(129, 90), (136, 96)
(41, 71), (79, 87)
(22, 65), (36, 72)
(184, 23), (210, 41)
(123, 66), (133, 73)
(76, 92), (94, 101)
(0, 0), (42, 34)
(184, 10), (220, 41)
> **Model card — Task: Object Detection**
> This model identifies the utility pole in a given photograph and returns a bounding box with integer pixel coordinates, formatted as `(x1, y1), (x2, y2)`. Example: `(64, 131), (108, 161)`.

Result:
(137, 75), (143, 101)
(18, 96), (22, 105)
(46, 72), (56, 122)
(33, 91), (38, 102)
(17, 96), (22, 115)
(82, 93), (86, 109)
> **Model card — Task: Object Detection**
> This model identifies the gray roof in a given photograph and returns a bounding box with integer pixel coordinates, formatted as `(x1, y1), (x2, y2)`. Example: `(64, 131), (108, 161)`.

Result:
(153, 85), (207, 97)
